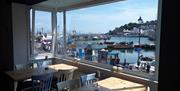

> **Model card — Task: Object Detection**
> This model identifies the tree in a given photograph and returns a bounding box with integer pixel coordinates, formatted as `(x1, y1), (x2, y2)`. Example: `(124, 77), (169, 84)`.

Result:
(107, 20), (157, 35)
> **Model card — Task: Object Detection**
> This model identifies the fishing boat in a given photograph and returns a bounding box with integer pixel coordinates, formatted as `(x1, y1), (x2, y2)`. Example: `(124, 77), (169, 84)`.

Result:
(107, 42), (134, 49)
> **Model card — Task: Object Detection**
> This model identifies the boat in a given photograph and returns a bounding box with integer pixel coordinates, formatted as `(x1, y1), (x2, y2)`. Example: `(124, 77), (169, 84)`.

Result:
(141, 57), (153, 61)
(104, 41), (114, 44)
(134, 44), (155, 49)
(92, 36), (100, 40)
(128, 60), (155, 73)
(107, 42), (134, 49)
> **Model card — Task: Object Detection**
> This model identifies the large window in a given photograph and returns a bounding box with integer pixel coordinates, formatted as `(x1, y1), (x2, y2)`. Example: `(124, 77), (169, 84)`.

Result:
(30, 10), (53, 59)
(55, 0), (159, 78)
(30, 0), (159, 80)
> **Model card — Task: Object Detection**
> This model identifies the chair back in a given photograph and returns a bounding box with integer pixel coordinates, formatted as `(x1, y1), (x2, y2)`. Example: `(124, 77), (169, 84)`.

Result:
(80, 73), (96, 86)
(36, 61), (43, 68)
(56, 69), (74, 82)
(42, 60), (52, 67)
(36, 60), (52, 68)
(32, 73), (53, 91)
(15, 63), (33, 70)
(56, 79), (81, 91)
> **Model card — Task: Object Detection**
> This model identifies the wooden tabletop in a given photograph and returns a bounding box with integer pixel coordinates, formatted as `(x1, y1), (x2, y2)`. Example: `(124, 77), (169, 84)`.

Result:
(97, 77), (147, 91)
(48, 64), (78, 71)
(5, 64), (78, 81)
(71, 85), (111, 91)
(72, 77), (146, 91)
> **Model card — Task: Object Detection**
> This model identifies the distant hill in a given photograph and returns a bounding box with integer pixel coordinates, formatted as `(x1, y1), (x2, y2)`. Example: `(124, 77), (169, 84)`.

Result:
(106, 20), (157, 35)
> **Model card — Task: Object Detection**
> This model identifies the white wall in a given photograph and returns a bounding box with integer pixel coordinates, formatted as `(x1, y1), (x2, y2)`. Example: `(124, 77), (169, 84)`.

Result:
(12, 3), (29, 65)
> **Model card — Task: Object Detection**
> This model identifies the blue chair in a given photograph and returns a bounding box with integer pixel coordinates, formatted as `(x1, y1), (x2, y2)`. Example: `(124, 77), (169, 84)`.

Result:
(15, 63), (33, 70)
(36, 60), (52, 68)
(51, 69), (75, 88)
(31, 73), (53, 91)
(80, 73), (96, 86)
(42, 60), (52, 67)
(37, 61), (43, 68)
(56, 79), (81, 91)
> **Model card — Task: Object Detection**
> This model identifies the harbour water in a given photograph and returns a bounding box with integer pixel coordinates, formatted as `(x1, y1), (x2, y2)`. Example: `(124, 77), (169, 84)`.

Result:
(108, 36), (155, 64)
(76, 36), (155, 64)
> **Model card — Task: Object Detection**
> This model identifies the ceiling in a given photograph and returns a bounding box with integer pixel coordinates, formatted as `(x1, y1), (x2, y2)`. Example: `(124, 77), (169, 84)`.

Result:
(12, 0), (124, 11)
(37, 0), (93, 9)
(33, 0), (124, 11)
(12, 0), (47, 5)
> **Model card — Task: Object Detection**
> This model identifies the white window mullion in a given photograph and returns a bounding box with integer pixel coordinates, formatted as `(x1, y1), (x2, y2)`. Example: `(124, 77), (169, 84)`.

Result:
(31, 9), (35, 58)
(51, 11), (57, 57)
(27, 8), (31, 61)
(63, 10), (67, 56)
(153, 0), (162, 82)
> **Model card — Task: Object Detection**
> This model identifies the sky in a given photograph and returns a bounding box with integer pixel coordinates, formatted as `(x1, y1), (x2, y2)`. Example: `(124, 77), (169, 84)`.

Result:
(35, 0), (158, 34)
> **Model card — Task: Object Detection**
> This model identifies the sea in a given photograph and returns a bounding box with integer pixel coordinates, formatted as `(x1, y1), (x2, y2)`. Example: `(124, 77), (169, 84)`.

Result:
(76, 36), (155, 64)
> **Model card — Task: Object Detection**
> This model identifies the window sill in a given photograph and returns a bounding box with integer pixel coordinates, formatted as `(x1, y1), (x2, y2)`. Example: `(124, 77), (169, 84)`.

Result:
(55, 56), (158, 82)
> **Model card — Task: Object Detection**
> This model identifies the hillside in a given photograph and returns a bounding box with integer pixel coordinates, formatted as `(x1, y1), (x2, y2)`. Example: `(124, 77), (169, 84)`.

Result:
(106, 20), (157, 35)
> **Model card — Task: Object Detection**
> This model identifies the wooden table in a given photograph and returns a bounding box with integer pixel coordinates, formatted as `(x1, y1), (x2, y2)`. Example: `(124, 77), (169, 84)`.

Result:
(5, 64), (78, 81)
(72, 77), (147, 91)
(72, 85), (111, 91)
(98, 77), (146, 91)
(48, 64), (78, 71)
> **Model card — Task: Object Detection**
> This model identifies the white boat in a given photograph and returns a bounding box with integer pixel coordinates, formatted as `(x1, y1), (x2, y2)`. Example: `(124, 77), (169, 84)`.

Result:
(128, 60), (155, 73)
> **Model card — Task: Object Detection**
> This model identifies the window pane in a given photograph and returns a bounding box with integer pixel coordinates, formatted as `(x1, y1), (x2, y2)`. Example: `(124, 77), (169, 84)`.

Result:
(56, 12), (64, 56)
(56, 0), (158, 78)
(33, 11), (52, 59)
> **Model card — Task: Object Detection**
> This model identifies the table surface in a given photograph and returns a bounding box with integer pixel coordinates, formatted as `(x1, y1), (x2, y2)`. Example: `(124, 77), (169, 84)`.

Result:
(5, 63), (78, 81)
(48, 64), (78, 71)
(71, 85), (111, 91)
(72, 77), (147, 91)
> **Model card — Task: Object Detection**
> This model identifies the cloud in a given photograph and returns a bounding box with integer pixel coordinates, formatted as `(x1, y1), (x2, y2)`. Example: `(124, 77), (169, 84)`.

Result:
(35, 0), (158, 33)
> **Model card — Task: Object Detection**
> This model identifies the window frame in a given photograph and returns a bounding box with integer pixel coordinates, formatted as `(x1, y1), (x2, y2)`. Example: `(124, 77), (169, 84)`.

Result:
(29, 9), (56, 60)
(28, 0), (161, 82)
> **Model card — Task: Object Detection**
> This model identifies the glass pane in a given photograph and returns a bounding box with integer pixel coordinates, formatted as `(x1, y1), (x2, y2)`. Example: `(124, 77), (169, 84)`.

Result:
(33, 11), (52, 59)
(55, 0), (158, 77)
(56, 12), (64, 56)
